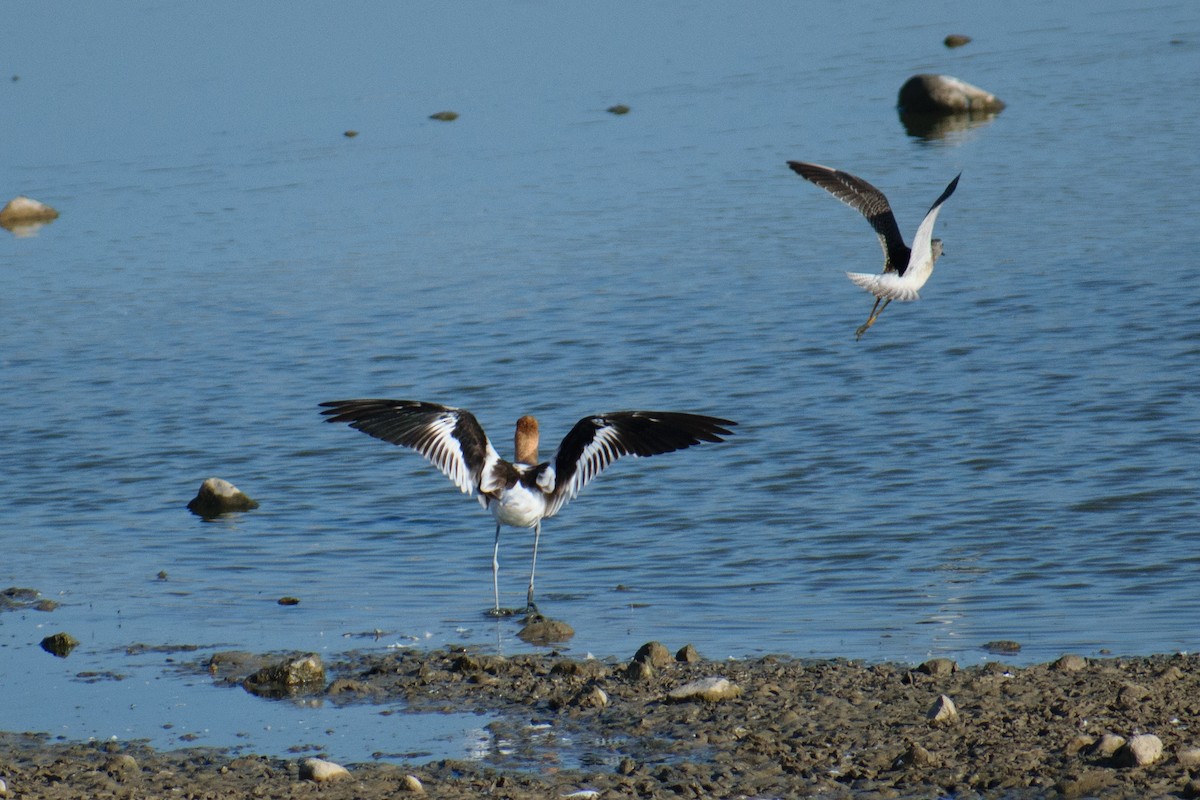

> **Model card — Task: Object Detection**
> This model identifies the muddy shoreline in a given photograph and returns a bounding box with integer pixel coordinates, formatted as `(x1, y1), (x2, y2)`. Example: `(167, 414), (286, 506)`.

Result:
(4, 644), (1200, 799)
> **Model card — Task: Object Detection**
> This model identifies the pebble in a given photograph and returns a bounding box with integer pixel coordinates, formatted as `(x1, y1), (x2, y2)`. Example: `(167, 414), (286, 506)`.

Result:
(1115, 733), (1163, 767)
(186, 477), (258, 517)
(982, 640), (1022, 655)
(927, 694), (959, 724)
(429, 111), (459, 121)
(667, 676), (740, 702)
(606, 104), (630, 115)
(625, 660), (654, 681)
(105, 753), (139, 776)
(300, 757), (350, 782)
(943, 34), (972, 48)
(400, 773), (425, 792)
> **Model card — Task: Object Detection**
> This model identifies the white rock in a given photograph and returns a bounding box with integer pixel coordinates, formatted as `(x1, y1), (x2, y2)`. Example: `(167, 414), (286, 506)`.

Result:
(1117, 734), (1163, 767)
(898, 74), (1005, 113)
(927, 694), (959, 724)
(300, 757), (350, 782)
(400, 774), (425, 793)
(0, 195), (58, 223)
(1093, 733), (1127, 757)
(667, 676), (740, 702)
(187, 477), (258, 517)
(560, 791), (600, 799)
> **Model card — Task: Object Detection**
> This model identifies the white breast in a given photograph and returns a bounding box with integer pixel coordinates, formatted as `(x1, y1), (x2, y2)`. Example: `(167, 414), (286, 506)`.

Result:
(490, 482), (548, 529)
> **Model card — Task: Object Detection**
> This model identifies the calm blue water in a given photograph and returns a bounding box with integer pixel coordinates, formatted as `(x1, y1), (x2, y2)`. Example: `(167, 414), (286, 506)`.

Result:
(2, 0), (1199, 766)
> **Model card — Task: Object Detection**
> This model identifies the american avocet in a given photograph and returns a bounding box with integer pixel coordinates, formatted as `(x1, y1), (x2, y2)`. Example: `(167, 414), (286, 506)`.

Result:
(787, 161), (960, 340)
(320, 399), (735, 613)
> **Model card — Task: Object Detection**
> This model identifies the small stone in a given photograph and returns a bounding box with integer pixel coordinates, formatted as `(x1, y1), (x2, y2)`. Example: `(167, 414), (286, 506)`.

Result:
(300, 757), (350, 782)
(34, 599), (58, 612)
(634, 641), (672, 668)
(1178, 747), (1200, 768)
(1057, 770), (1113, 798)
(1092, 733), (1127, 758)
(1115, 734), (1163, 767)
(429, 111), (459, 121)
(606, 104), (630, 115)
(918, 658), (957, 677)
(187, 477), (258, 518)
(40, 631), (80, 657)
(572, 686), (609, 708)
(1053, 654), (1088, 672)
(981, 640), (1021, 655)
(1117, 682), (1150, 709)
(894, 742), (934, 769)
(343, 130), (359, 138)
(675, 643), (701, 663)
(927, 694), (959, 724)
(1065, 735), (1095, 756)
(400, 774), (425, 792)
(517, 614), (574, 645)
(944, 34), (972, 48)
(277, 596), (300, 606)
(667, 676), (740, 702)
(898, 74), (1006, 114)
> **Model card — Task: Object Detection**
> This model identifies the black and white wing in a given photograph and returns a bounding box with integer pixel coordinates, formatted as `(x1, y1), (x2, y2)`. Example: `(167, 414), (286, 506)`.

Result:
(788, 160), (911, 275)
(541, 411), (736, 518)
(320, 399), (502, 502)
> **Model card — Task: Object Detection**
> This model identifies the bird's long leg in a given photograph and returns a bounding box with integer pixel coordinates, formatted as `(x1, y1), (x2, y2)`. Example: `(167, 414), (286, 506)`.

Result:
(490, 523), (502, 614)
(855, 297), (892, 340)
(526, 521), (541, 612)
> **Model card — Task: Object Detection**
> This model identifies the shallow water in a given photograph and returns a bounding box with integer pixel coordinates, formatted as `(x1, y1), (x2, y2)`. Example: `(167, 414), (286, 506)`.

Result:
(2, 0), (1199, 767)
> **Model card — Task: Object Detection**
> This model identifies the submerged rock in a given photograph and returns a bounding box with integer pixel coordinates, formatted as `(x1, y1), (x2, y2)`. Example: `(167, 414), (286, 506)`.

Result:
(944, 34), (972, 48)
(606, 104), (630, 115)
(40, 631), (80, 657)
(517, 614), (574, 645)
(243, 653), (325, 697)
(0, 196), (59, 236)
(898, 73), (1005, 114)
(429, 110), (459, 121)
(187, 477), (258, 518)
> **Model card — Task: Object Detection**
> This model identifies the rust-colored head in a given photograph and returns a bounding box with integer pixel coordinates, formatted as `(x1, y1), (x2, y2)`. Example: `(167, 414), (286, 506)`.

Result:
(514, 415), (540, 464)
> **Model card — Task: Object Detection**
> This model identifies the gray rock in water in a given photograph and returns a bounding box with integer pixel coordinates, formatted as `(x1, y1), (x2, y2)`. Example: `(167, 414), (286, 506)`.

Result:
(898, 74), (1006, 114)
(944, 34), (972, 48)
(676, 643), (701, 663)
(40, 631), (80, 658)
(243, 653), (325, 697)
(517, 614), (574, 645)
(187, 477), (258, 518)
(1116, 734), (1163, 767)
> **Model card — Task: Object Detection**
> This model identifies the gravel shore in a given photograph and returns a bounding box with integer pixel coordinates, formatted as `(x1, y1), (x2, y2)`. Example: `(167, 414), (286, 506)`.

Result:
(3, 645), (1200, 799)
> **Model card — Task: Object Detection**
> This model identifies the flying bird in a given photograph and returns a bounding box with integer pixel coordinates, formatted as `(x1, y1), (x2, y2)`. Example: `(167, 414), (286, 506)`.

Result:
(320, 399), (735, 613)
(788, 161), (960, 340)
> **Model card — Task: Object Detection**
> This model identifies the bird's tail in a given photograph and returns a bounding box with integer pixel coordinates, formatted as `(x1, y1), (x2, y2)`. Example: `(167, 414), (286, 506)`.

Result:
(846, 272), (921, 302)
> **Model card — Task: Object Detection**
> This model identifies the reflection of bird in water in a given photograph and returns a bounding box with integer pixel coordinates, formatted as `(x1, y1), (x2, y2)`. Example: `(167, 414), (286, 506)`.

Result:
(320, 399), (735, 613)
(788, 161), (961, 340)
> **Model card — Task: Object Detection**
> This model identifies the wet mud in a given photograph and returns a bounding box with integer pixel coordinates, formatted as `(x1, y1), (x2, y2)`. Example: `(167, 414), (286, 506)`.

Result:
(4, 643), (1200, 798)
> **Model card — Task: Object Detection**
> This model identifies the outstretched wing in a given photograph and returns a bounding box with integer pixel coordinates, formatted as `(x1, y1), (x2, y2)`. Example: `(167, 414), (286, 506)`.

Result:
(320, 399), (502, 500)
(905, 173), (961, 283)
(542, 411), (736, 518)
(788, 160), (911, 274)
